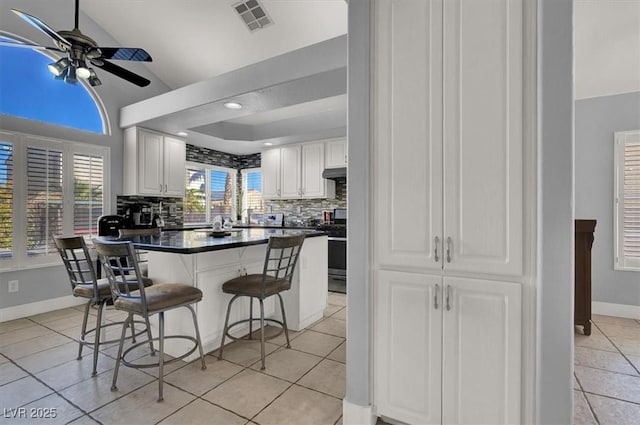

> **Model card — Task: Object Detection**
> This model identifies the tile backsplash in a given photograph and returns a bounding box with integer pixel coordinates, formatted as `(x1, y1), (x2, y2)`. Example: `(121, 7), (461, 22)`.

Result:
(118, 144), (345, 227)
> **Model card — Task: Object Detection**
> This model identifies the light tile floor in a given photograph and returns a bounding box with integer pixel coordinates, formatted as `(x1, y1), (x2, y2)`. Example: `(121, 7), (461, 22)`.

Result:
(574, 314), (640, 425)
(0, 293), (347, 425)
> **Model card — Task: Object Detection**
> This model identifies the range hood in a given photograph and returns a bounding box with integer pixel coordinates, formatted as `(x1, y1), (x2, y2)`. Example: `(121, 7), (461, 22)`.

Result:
(322, 167), (347, 180)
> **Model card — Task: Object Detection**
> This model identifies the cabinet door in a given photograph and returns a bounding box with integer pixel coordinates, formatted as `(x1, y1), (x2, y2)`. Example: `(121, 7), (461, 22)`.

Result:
(442, 0), (523, 276)
(442, 277), (521, 425)
(326, 139), (347, 168)
(262, 148), (281, 199)
(280, 145), (301, 198)
(301, 142), (326, 198)
(374, 0), (443, 273)
(163, 136), (186, 197)
(375, 270), (442, 425)
(137, 130), (163, 195)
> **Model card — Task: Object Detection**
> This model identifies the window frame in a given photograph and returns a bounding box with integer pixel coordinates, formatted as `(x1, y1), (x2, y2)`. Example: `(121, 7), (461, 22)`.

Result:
(184, 162), (237, 225)
(0, 130), (110, 271)
(614, 130), (640, 270)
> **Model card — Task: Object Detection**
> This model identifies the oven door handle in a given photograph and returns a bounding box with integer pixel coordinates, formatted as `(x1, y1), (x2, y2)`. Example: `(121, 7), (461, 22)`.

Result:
(327, 237), (347, 241)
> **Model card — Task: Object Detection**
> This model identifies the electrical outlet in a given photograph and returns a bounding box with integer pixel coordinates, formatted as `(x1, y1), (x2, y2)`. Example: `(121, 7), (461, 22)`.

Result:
(8, 280), (18, 293)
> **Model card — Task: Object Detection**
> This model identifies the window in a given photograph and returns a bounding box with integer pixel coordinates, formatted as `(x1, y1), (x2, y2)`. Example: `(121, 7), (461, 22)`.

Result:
(0, 131), (109, 269)
(0, 35), (108, 134)
(184, 164), (236, 224)
(241, 168), (264, 223)
(615, 130), (640, 269)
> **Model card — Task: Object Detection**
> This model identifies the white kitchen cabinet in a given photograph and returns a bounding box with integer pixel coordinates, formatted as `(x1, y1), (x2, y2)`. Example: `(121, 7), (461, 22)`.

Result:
(325, 138), (347, 168)
(262, 148), (281, 198)
(123, 127), (186, 197)
(375, 271), (521, 425)
(280, 145), (302, 198)
(262, 142), (335, 200)
(373, 0), (529, 423)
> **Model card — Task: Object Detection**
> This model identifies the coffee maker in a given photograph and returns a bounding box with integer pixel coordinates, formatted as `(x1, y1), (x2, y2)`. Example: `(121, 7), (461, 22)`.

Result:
(123, 203), (153, 227)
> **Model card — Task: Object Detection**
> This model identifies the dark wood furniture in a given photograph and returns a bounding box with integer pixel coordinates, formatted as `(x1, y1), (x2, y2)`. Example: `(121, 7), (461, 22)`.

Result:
(575, 219), (596, 335)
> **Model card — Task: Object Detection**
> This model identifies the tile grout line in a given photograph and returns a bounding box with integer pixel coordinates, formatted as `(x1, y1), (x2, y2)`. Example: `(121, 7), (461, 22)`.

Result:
(591, 321), (640, 376)
(574, 373), (600, 425)
(582, 389), (640, 407)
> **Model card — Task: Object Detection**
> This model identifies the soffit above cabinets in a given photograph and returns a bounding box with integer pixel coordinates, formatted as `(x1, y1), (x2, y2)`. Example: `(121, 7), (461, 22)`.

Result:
(120, 35), (347, 155)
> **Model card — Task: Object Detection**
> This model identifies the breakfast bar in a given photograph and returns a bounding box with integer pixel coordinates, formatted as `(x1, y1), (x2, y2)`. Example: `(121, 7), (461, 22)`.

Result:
(114, 228), (328, 359)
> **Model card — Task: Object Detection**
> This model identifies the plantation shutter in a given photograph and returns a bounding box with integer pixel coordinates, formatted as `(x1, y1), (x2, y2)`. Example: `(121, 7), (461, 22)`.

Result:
(0, 142), (13, 259)
(623, 141), (640, 259)
(184, 165), (206, 223)
(26, 146), (63, 256)
(73, 153), (104, 236)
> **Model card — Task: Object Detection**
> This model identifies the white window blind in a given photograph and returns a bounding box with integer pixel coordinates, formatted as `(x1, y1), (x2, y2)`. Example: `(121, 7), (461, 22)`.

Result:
(73, 153), (104, 236)
(0, 141), (13, 260)
(184, 164), (236, 224)
(615, 130), (640, 269)
(27, 146), (64, 257)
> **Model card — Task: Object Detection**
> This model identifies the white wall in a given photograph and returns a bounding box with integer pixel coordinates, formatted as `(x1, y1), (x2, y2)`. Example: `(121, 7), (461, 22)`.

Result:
(0, 0), (170, 311)
(575, 91), (640, 307)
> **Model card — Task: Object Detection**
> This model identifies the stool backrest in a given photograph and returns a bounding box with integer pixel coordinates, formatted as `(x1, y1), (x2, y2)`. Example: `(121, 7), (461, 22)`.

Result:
(262, 234), (305, 293)
(54, 236), (100, 297)
(92, 239), (149, 314)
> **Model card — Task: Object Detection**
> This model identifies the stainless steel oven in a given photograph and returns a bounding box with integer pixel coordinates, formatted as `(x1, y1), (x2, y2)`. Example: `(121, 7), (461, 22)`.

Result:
(318, 208), (346, 293)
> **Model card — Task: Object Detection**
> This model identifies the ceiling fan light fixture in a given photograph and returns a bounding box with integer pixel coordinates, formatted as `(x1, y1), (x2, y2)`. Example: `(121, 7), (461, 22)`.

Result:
(47, 58), (70, 76)
(76, 66), (91, 79)
(64, 65), (78, 84)
(88, 68), (101, 86)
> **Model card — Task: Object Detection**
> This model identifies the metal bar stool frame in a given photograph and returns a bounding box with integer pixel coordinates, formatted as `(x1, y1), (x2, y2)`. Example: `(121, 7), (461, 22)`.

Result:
(218, 234), (305, 370)
(54, 236), (152, 377)
(93, 239), (206, 402)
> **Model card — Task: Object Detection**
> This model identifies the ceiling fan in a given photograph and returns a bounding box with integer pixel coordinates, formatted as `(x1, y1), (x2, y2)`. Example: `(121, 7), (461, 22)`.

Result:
(1, 0), (152, 87)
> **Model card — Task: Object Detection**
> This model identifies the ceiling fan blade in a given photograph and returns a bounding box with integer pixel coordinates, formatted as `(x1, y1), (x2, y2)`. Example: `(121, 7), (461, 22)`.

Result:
(0, 40), (64, 52)
(99, 47), (152, 62)
(11, 9), (71, 48)
(91, 59), (150, 87)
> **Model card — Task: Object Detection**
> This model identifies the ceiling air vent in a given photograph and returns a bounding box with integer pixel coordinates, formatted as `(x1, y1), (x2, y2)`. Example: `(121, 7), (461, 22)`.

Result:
(233, 0), (273, 32)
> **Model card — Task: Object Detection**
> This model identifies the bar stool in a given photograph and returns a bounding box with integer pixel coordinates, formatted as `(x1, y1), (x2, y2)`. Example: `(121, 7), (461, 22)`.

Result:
(54, 236), (153, 377)
(93, 238), (206, 402)
(218, 234), (305, 370)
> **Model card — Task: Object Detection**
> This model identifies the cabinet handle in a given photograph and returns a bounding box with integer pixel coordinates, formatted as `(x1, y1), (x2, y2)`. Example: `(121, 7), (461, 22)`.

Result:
(344, 155), (347, 163)
(159, 184), (162, 192)
(164, 184), (167, 192)
(446, 285), (452, 311)
(434, 236), (440, 262)
(446, 237), (452, 263)
(434, 284), (440, 309)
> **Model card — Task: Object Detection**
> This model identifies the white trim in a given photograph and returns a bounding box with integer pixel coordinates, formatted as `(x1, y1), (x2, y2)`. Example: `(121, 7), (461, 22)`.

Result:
(0, 295), (85, 322)
(342, 399), (376, 425)
(593, 301), (640, 320)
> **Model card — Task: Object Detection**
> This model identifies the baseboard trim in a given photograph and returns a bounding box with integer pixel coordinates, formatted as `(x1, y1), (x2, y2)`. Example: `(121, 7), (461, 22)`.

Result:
(592, 301), (640, 320)
(0, 295), (85, 322)
(343, 399), (376, 425)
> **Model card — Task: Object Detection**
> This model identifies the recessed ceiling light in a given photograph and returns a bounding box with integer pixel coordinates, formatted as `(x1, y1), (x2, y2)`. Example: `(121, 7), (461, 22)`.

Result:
(176, 131), (188, 137)
(263, 142), (273, 146)
(224, 101), (243, 110)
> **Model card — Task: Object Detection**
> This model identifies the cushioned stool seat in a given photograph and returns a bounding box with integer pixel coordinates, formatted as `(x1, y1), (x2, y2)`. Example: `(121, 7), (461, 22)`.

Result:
(222, 274), (290, 297)
(115, 283), (203, 314)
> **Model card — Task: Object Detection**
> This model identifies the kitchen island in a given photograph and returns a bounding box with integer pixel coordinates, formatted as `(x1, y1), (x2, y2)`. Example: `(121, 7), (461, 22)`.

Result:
(111, 228), (328, 359)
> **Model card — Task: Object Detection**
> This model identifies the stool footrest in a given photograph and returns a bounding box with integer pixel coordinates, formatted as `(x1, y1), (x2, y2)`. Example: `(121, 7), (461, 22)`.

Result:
(80, 320), (148, 347)
(224, 318), (286, 342)
(120, 335), (199, 369)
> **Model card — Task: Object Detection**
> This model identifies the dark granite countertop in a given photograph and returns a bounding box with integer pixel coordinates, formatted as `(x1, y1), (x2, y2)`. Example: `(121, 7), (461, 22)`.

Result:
(164, 224), (318, 231)
(95, 228), (326, 254)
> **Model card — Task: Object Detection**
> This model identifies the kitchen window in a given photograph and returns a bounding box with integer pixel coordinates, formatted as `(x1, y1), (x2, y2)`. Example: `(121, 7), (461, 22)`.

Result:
(0, 131), (109, 270)
(184, 163), (236, 224)
(614, 130), (640, 270)
(241, 168), (264, 223)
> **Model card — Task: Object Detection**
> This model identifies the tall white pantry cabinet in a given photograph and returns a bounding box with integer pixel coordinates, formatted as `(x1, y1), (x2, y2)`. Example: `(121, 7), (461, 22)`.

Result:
(372, 1), (533, 424)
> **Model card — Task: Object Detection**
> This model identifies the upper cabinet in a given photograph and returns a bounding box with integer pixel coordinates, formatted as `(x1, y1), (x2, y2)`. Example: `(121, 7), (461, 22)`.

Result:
(123, 127), (186, 197)
(325, 138), (347, 168)
(374, 0), (525, 277)
(262, 141), (335, 200)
